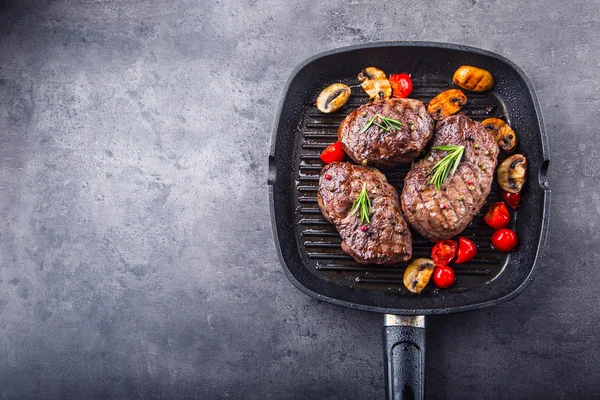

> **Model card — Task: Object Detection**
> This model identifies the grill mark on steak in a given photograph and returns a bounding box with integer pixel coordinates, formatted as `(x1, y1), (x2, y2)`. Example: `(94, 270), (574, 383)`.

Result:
(401, 115), (499, 241)
(338, 98), (434, 168)
(317, 162), (412, 265)
(450, 170), (470, 216)
(442, 191), (460, 229)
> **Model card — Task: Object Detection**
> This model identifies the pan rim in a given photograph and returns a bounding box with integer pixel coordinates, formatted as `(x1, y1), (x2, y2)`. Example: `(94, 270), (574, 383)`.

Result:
(268, 41), (550, 315)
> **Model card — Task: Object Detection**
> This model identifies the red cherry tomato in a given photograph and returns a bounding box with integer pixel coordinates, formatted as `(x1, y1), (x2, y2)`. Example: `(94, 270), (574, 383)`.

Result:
(433, 265), (455, 289)
(431, 240), (457, 266)
(389, 73), (413, 98)
(320, 142), (345, 164)
(502, 190), (522, 209)
(491, 228), (518, 252)
(455, 237), (477, 264)
(484, 202), (510, 229)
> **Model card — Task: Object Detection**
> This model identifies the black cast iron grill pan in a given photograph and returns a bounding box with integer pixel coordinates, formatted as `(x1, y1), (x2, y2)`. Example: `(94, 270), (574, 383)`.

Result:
(268, 42), (550, 400)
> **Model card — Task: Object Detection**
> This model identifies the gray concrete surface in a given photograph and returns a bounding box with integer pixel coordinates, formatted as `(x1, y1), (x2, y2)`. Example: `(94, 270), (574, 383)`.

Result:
(0, 0), (598, 399)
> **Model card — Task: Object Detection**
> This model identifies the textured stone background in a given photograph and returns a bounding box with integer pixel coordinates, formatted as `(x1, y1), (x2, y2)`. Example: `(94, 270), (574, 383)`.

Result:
(0, 0), (598, 399)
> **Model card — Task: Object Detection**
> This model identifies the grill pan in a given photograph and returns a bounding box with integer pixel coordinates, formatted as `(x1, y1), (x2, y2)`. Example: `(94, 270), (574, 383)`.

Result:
(268, 42), (550, 399)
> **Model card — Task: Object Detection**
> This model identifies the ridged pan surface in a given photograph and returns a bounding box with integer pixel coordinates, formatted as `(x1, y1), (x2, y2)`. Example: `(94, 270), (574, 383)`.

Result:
(269, 42), (550, 315)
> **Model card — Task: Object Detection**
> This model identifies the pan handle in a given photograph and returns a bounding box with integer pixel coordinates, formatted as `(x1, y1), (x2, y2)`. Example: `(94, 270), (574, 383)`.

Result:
(383, 315), (426, 400)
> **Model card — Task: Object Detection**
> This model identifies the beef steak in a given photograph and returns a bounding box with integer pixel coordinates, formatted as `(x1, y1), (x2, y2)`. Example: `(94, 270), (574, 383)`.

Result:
(317, 162), (412, 265)
(338, 98), (434, 168)
(401, 115), (499, 241)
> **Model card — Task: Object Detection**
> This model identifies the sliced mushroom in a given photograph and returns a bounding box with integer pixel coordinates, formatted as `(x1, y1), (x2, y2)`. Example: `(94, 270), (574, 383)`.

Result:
(453, 65), (495, 92)
(427, 89), (467, 120)
(316, 83), (352, 113)
(358, 67), (392, 101)
(403, 258), (436, 294)
(481, 118), (518, 154)
(497, 154), (527, 193)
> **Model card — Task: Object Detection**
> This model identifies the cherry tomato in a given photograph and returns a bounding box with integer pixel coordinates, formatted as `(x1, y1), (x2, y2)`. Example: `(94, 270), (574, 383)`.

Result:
(502, 190), (522, 209)
(389, 73), (413, 98)
(484, 202), (510, 229)
(455, 237), (477, 264)
(433, 265), (455, 289)
(491, 228), (518, 252)
(431, 240), (457, 266)
(320, 142), (345, 164)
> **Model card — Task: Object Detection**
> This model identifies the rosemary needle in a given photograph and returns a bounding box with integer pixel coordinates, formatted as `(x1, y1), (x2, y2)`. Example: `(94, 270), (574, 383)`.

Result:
(359, 116), (375, 134)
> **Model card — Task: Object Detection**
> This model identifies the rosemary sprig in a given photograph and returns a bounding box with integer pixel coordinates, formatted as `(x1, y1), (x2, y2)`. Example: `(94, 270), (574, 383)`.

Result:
(349, 183), (371, 225)
(359, 114), (403, 134)
(427, 145), (465, 190)
(379, 115), (403, 131)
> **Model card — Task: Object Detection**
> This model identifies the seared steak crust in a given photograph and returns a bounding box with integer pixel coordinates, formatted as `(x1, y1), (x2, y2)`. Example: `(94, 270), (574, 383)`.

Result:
(401, 115), (499, 241)
(338, 98), (434, 168)
(318, 162), (412, 265)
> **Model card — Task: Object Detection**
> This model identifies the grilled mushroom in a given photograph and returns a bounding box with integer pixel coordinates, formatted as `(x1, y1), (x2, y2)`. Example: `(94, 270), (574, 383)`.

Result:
(403, 258), (436, 294)
(427, 89), (467, 120)
(482, 118), (518, 154)
(316, 83), (352, 113)
(497, 154), (527, 193)
(358, 67), (392, 101)
(453, 65), (495, 92)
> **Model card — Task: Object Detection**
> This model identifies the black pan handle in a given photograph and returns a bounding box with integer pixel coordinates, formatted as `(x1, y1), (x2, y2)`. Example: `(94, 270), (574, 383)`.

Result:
(383, 315), (426, 400)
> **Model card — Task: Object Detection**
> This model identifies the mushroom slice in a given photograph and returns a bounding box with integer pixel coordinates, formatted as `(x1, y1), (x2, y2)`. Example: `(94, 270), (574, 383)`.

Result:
(403, 258), (436, 294)
(497, 154), (527, 193)
(316, 83), (352, 114)
(482, 118), (518, 154)
(453, 65), (495, 92)
(427, 89), (467, 120)
(358, 67), (392, 101)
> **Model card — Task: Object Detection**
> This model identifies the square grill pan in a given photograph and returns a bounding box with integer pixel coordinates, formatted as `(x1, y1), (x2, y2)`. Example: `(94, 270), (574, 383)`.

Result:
(269, 42), (550, 315)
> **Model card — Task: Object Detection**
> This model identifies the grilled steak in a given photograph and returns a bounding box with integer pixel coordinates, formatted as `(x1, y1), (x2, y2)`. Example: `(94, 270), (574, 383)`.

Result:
(317, 162), (412, 265)
(338, 98), (434, 168)
(401, 115), (499, 241)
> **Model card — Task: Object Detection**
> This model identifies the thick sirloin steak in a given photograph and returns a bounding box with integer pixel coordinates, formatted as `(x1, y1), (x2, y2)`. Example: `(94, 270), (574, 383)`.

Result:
(401, 115), (499, 241)
(317, 162), (412, 265)
(338, 98), (434, 168)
